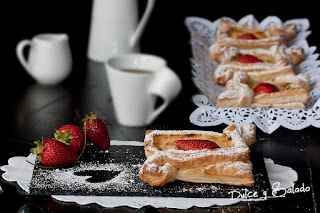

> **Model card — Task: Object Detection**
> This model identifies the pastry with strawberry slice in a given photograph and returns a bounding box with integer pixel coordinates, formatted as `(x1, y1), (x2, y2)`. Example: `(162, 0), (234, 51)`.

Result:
(212, 18), (297, 50)
(217, 71), (310, 109)
(54, 124), (84, 153)
(139, 124), (256, 187)
(30, 138), (78, 167)
(82, 112), (110, 150)
(210, 43), (304, 85)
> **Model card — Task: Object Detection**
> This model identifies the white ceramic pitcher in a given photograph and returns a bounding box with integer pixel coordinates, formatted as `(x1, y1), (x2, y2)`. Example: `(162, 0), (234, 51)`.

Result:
(87, 0), (156, 62)
(16, 33), (72, 85)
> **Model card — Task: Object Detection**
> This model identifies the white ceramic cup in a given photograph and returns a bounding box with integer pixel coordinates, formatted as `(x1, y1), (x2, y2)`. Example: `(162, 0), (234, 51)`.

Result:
(16, 33), (72, 85)
(106, 54), (182, 127)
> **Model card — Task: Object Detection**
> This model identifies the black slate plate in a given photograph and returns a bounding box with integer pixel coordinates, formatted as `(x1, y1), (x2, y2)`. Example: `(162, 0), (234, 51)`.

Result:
(29, 144), (271, 199)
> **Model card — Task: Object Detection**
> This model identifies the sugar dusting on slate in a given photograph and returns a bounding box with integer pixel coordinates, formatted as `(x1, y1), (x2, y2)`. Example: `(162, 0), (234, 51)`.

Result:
(31, 160), (144, 194)
(29, 145), (270, 198)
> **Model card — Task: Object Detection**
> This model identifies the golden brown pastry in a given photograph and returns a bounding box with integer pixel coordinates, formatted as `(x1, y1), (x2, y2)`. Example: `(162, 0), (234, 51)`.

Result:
(210, 45), (305, 84)
(204, 18), (308, 109)
(139, 124), (256, 187)
(213, 18), (297, 50)
(217, 71), (310, 109)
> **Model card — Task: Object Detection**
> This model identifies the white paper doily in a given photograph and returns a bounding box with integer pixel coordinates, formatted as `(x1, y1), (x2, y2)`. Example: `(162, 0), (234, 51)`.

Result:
(185, 15), (320, 134)
(1, 140), (298, 209)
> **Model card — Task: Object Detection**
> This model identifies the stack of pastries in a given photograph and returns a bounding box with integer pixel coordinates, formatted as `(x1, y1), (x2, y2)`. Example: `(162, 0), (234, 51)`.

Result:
(209, 18), (310, 109)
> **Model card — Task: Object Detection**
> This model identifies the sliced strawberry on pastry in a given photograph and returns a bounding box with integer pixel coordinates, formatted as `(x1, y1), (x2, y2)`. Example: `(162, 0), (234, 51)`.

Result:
(237, 54), (262, 63)
(254, 83), (279, 94)
(174, 140), (220, 151)
(238, 33), (257, 40)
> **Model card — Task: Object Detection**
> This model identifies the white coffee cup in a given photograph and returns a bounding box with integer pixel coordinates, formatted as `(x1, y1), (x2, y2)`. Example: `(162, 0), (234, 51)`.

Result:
(16, 33), (72, 85)
(106, 54), (182, 127)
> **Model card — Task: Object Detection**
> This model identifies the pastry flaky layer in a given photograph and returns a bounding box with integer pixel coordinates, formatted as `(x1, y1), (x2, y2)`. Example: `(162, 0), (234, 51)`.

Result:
(210, 45), (305, 84)
(206, 17), (310, 109)
(214, 18), (297, 50)
(139, 124), (256, 187)
(217, 71), (310, 109)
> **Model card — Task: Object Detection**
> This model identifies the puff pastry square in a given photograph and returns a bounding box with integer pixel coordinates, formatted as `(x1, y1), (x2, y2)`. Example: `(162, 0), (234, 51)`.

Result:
(213, 18), (297, 50)
(139, 124), (256, 187)
(210, 45), (305, 84)
(217, 71), (310, 109)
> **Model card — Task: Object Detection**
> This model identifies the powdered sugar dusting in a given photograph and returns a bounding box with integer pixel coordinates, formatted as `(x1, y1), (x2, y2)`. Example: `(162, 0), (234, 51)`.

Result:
(140, 125), (255, 187)
(31, 160), (144, 195)
(213, 161), (253, 176)
(29, 145), (228, 197)
(236, 124), (255, 143)
(218, 90), (239, 99)
(144, 127), (250, 163)
(29, 144), (270, 199)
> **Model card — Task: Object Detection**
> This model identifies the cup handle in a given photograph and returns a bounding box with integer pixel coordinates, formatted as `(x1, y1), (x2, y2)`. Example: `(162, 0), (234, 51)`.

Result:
(16, 39), (32, 72)
(130, 0), (156, 47)
(147, 67), (182, 124)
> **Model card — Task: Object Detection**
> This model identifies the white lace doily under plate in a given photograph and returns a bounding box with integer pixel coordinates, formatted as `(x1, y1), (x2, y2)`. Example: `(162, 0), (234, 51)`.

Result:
(190, 94), (320, 134)
(1, 141), (297, 209)
(185, 15), (320, 134)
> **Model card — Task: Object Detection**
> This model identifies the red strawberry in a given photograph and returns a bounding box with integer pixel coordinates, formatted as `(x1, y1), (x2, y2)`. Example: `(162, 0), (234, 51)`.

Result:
(82, 113), (110, 150)
(237, 54), (262, 63)
(30, 138), (78, 167)
(254, 83), (279, 94)
(238, 33), (257, 40)
(54, 124), (85, 153)
(174, 140), (220, 151)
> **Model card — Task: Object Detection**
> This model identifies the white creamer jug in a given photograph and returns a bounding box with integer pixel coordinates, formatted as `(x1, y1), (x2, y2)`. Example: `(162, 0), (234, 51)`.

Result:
(16, 33), (72, 85)
(87, 0), (155, 62)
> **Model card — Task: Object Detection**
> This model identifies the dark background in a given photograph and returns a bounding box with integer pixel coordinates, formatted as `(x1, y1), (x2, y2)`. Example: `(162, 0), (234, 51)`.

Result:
(2, 1), (320, 93)
(3, 0), (320, 129)
(0, 1), (319, 212)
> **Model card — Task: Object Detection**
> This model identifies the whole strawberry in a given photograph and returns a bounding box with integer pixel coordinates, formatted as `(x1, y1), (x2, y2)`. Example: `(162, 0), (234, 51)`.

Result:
(82, 113), (110, 150)
(174, 140), (220, 151)
(30, 138), (78, 167)
(54, 124), (85, 153)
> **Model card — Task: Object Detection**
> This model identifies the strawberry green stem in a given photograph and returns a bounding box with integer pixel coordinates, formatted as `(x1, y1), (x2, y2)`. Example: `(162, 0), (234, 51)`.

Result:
(77, 119), (87, 160)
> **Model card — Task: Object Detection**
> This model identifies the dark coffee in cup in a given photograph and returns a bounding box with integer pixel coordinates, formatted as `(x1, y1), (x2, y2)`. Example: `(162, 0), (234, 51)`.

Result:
(121, 69), (153, 74)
